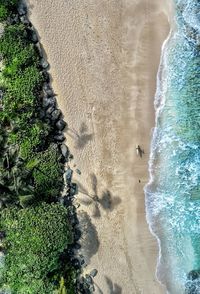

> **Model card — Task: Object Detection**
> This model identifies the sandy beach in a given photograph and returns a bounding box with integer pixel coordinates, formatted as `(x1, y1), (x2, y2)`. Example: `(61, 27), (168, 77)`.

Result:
(27, 0), (171, 293)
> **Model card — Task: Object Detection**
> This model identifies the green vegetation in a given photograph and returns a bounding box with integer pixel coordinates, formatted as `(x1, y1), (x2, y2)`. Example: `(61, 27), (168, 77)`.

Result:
(0, 1), (79, 293)
(0, 204), (72, 293)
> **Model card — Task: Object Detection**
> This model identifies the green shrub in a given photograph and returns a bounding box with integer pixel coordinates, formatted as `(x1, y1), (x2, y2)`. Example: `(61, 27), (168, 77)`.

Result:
(0, 203), (72, 293)
(33, 144), (64, 199)
(0, 5), (9, 21)
(3, 44), (39, 77)
(0, 24), (28, 63)
(19, 122), (46, 160)
(0, 0), (19, 8)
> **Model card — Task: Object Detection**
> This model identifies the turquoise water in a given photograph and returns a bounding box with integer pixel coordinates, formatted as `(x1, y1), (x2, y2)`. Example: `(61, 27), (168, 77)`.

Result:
(145, 1), (200, 293)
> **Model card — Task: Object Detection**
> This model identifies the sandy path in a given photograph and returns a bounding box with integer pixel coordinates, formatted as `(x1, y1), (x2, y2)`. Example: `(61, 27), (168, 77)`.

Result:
(27, 1), (171, 293)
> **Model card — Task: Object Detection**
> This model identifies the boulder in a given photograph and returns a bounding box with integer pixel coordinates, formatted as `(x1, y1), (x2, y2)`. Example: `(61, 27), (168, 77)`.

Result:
(20, 15), (30, 26)
(43, 83), (54, 97)
(89, 269), (98, 278)
(56, 119), (67, 131)
(46, 89), (54, 97)
(60, 144), (68, 158)
(17, 3), (27, 15)
(54, 133), (65, 142)
(46, 105), (55, 115)
(27, 29), (38, 43)
(38, 109), (45, 119)
(76, 169), (81, 175)
(187, 270), (200, 281)
(51, 109), (61, 121)
(43, 96), (56, 108)
(65, 168), (73, 183)
(70, 183), (77, 196)
(36, 43), (43, 57)
(40, 58), (49, 69)
(74, 229), (82, 241)
(42, 71), (50, 82)
(85, 275), (93, 285)
(74, 243), (81, 250)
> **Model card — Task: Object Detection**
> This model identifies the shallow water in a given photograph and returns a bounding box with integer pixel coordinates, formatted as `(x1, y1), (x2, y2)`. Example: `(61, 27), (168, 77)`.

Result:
(145, 0), (200, 293)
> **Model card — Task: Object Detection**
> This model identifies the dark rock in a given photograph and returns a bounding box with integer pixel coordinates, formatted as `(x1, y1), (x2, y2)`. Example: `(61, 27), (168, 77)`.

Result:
(43, 83), (50, 91)
(36, 43), (43, 58)
(74, 243), (81, 250)
(69, 153), (74, 160)
(85, 275), (93, 285)
(76, 169), (81, 175)
(17, 3), (27, 16)
(71, 258), (80, 269)
(43, 84), (53, 96)
(44, 88), (53, 97)
(74, 229), (82, 242)
(89, 269), (98, 278)
(31, 32), (38, 43)
(89, 285), (95, 292)
(60, 195), (70, 206)
(54, 133), (65, 142)
(56, 119), (67, 131)
(70, 183), (77, 196)
(0, 231), (6, 239)
(65, 168), (73, 183)
(60, 144), (68, 158)
(51, 109), (61, 121)
(8, 14), (19, 25)
(7, 16), (15, 25)
(43, 96), (56, 108)
(46, 105), (55, 115)
(20, 15), (30, 26)
(40, 58), (49, 69)
(38, 109), (45, 119)
(187, 270), (200, 281)
(42, 71), (50, 82)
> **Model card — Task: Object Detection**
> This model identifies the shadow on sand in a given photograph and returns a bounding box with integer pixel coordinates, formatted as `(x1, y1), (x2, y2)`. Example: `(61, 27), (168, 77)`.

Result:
(76, 173), (121, 218)
(95, 276), (122, 294)
(78, 211), (100, 264)
(67, 122), (93, 149)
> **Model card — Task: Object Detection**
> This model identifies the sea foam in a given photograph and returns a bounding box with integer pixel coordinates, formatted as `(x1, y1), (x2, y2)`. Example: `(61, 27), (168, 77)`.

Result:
(145, 1), (200, 293)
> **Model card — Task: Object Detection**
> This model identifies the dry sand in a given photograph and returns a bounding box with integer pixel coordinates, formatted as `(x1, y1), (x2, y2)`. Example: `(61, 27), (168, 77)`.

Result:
(27, 1), (171, 293)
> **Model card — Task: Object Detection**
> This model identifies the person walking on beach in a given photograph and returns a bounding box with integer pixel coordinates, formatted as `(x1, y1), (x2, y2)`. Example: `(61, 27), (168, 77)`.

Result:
(136, 145), (144, 158)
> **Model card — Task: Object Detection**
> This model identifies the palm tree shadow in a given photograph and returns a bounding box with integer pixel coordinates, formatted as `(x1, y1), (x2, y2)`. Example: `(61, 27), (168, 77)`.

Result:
(67, 122), (93, 149)
(78, 211), (100, 264)
(76, 173), (121, 218)
(105, 276), (122, 294)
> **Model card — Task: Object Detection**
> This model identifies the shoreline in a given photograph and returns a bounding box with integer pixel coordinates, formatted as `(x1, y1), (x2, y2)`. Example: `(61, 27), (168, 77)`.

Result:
(145, 22), (175, 291)
(28, 1), (171, 292)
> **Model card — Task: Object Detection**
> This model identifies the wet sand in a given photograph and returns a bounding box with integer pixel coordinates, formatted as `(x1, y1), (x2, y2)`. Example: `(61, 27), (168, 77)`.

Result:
(28, 0), (171, 293)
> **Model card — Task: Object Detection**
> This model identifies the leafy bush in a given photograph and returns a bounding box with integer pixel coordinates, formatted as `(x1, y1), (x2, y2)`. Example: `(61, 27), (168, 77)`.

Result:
(0, 5), (77, 294)
(0, 24), (28, 63)
(0, 5), (9, 21)
(19, 121), (49, 160)
(3, 44), (39, 77)
(0, 203), (72, 293)
(33, 144), (64, 199)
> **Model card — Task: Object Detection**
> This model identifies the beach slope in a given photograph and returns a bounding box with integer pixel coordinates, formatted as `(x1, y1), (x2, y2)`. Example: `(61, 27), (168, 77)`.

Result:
(27, 0), (170, 293)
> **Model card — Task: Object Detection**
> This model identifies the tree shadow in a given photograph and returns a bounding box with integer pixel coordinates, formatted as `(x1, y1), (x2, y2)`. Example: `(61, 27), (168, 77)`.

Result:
(78, 211), (100, 264)
(76, 173), (121, 218)
(67, 122), (93, 149)
(105, 276), (122, 294)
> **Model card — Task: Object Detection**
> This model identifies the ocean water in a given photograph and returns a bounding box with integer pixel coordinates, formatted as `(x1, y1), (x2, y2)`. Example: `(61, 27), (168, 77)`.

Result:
(145, 0), (200, 293)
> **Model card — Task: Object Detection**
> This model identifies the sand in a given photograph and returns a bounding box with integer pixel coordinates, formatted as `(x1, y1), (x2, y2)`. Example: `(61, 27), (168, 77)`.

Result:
(27, 0), (171, 293)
